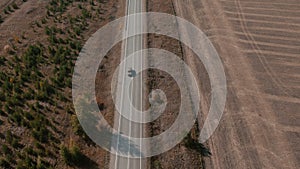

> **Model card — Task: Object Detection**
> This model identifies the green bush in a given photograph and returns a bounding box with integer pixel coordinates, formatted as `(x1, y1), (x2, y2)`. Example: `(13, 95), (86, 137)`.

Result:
(24, 155), (36, 168)
(71, 146), (83, 164)
(60, 145), (72, 165)
(4, 9), (9, 14)
(24, 146), (37, 157)
(2, 144), (11, 154)
(23, 45), (43, 69)
(82, 8), (92, 19)
(0, 158), (10, 168)
(11, 138), (20, 148)
(12, 3), (18, 9)
(60, 145), (84, 166)
(184, 132), (211, 157)
(71, 115), (85, 137)
(7, 6), (13, 12)
(5, 130), (13, 144)
(32, 126), (50, 143)
(9, 112), (23, 126)
(41, 18), (47, 24)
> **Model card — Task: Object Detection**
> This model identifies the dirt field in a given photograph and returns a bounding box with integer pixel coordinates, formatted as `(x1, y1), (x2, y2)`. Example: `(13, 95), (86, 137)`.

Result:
(172, 0), (300, 168)
(146, 0), (214, 168)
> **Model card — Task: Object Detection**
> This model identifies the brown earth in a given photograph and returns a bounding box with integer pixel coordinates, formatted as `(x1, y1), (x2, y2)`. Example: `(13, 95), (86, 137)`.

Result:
(146, 0), (205, 168)
(172, 0), (300, 168)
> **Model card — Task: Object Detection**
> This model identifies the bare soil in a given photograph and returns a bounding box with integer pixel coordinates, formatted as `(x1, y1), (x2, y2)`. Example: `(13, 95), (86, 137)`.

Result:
(146, 0), (205, 168)
(172, 0), (300, 168)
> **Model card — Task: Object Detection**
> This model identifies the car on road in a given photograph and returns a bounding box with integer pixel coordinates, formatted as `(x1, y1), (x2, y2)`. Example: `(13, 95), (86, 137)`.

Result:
(128, 68), (136, 77)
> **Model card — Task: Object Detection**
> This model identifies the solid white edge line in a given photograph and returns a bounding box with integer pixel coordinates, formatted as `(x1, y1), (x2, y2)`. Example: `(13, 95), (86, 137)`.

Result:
(140, 0), (143, 168)
(114, 0), (130, 168)
(127, 0), (136, 168)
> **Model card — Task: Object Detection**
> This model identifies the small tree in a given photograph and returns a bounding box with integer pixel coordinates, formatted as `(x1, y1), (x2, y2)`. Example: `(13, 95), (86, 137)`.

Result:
(60, 145), (84, 166)
(70, 146), (83, 164)
(60, 145), (72, 165)
(5, 130), (13, 144)
(12, 3), (18, 9)
(2, 144), (8, 153)
(0, 158), (10, 168)
(0, 15), (3, 23)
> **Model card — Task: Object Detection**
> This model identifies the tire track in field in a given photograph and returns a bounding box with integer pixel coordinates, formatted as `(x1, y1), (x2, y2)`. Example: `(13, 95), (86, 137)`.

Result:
(221, 0), (300, 9)
(234, 0), (292, 96)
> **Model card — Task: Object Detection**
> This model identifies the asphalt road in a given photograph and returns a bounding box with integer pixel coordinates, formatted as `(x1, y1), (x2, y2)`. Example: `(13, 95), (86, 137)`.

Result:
(110, 0), (146, 168)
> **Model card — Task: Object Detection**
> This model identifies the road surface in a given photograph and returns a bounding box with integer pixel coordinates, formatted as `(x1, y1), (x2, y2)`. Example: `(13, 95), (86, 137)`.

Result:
(110, 0), (146, 169)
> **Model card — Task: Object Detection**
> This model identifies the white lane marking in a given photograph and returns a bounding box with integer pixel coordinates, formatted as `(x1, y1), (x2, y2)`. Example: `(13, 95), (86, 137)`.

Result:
(139, 0), (143, 168)
(127, 0), (136, 168)
(114, 0), (131, 168)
